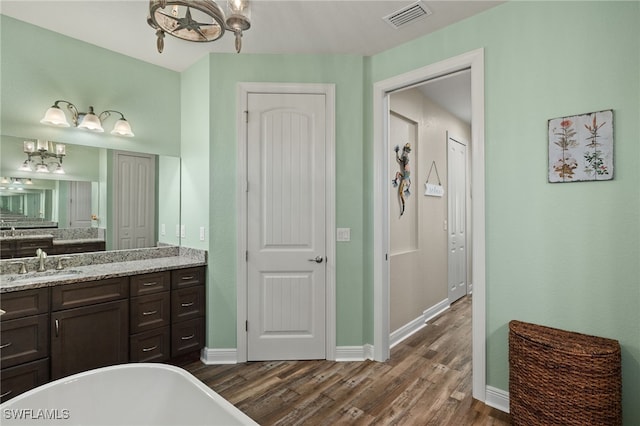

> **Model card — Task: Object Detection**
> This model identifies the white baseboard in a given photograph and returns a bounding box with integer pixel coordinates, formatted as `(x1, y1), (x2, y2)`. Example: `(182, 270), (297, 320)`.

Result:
(485, 385), (509, 413)
(335, 345), (374, 361)
(200, 347), (238, 364)
(390, 299), (450, 348)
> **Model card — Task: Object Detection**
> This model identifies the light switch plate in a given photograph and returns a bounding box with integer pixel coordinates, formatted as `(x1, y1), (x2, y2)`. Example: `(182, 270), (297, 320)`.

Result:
(199, 226), (205, 241)
(161, 224), (166, 236)
(180, 225), (186, 238)
(337, 228), (351, 242)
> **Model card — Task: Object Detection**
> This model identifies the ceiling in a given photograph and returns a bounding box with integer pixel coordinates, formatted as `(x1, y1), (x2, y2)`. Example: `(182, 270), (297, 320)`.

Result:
(0, 0), (499, 122)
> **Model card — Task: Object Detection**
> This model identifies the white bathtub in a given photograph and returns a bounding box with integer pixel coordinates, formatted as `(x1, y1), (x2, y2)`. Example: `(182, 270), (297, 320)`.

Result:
(0, 363), (258, 426)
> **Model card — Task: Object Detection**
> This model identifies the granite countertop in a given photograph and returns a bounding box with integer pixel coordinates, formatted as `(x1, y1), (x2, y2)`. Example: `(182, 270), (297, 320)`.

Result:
(0, 234), (54, 241)
(52, 238), (105, 245)
(0, 247), (207, 293)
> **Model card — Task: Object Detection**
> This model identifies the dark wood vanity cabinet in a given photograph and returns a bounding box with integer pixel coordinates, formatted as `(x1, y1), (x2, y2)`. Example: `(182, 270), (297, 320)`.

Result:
(170, 267), (206, 358)
(0, 237), (54, 259)
(0, 288), (50, 402)
(50, 241), (106, 255)
(0, 265), (206, 400)
(50, 278), (129, 380)
(129, 271), (171, 363)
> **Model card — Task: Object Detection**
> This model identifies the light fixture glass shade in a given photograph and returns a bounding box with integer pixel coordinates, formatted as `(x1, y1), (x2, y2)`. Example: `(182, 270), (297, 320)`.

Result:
(35, 163), (49, 173)
(55, 144), (66, 155)
(53, 164), (65, 174)
(41, 107), (70, 127)
(37, 139), (49, 151)
(24, 141), (36, 153)
(78, 113), (104, 132)
(19, 161), (33, 172)
(111, 119), (135, 137)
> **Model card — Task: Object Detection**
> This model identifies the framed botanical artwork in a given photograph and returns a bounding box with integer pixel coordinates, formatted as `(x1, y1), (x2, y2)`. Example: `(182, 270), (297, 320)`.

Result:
(548, 109), (614, 183)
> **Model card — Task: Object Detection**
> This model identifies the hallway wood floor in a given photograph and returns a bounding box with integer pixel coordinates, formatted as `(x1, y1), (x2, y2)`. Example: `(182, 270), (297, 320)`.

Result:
(181, 296), (510, 425)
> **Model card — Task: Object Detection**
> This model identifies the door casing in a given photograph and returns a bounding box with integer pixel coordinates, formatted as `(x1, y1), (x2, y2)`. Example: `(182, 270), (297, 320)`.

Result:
(373, 48), (486, 401)
(236, 82), (336, 363)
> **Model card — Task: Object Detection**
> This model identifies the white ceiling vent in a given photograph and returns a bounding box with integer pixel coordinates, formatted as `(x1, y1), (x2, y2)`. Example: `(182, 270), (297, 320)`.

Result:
(383, 1), (432, 29)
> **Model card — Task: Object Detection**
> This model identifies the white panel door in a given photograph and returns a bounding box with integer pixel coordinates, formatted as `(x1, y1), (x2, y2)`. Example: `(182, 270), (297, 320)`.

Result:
(247, 92), (326, 361)
(68, 181), (92, 228)
(113, 151), (155, 250)
(447, 136), (467, 303)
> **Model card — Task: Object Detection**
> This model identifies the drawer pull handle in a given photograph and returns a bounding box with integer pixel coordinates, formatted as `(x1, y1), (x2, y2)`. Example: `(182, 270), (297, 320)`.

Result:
(181, 334), (195, 341)
(0, 341), (12, 349)
(142, 345), (158, 352)
(1, 390), (12, 398)
(142, 281), (158, 287)
(181, 302), (195, 308)
(181, 276), (194, 280)
(142, 310), (158, 316)
(55, 319), (60, 337)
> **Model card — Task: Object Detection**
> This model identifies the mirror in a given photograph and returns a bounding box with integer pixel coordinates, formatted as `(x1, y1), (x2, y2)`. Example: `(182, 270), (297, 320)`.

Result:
(0, 134), (181, 257)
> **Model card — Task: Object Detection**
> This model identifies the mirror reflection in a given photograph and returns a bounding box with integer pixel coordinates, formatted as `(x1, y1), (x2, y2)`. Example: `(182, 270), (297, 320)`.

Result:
(0, 135), (180, 259)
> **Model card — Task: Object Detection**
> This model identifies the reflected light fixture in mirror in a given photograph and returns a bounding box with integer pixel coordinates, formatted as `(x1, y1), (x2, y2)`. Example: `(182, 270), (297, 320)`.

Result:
(41, 100), (134, 137)
(20, 140), (66, 174)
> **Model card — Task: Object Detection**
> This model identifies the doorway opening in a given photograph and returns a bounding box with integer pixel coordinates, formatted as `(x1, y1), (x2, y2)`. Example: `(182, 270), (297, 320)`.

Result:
(387, 70), (472, 348)
(373, 48), (486, 402)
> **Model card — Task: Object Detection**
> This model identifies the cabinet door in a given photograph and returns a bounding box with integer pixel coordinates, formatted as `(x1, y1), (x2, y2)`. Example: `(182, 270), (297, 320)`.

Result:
(51, 300), (128, 380)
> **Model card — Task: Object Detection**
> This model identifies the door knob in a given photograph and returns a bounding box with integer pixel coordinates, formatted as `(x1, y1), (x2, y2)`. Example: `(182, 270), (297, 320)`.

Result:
(308, 256), (324, 263)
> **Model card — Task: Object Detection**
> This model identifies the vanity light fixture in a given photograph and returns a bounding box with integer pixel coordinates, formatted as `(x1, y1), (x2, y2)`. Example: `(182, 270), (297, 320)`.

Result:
(147, 0), (251, 54)
(20, 140), (66, 174)
(40, 100), (134, 137)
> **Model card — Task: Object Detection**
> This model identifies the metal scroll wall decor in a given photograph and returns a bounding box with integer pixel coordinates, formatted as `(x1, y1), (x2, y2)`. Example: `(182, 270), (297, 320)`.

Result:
(392, 143), (412, 217)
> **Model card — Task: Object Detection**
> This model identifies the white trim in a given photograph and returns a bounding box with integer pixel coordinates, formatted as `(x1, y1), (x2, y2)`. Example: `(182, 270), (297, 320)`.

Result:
(373, 48), (486, 401)
(390, 299), (450, 348)
(335, 345), (375, 362)
(236, 82), (337, 363)
(200, 347), (238, 365)
(485, 386), (510, 414)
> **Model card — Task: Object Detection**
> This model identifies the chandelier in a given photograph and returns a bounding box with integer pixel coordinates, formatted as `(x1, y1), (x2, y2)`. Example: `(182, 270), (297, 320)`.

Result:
(147, 0), (251, 54)
(19, 140), (67, 174)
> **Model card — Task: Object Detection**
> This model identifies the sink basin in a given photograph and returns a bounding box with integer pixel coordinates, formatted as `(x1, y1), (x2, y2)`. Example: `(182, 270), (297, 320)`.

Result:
(2, 269), (82, 284)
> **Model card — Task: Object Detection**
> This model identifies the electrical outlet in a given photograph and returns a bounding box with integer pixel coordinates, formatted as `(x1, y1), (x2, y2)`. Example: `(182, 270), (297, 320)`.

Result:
(180, 225), (186, 238)
(161, 224), (166, 236)
(199, 226), (205, 241)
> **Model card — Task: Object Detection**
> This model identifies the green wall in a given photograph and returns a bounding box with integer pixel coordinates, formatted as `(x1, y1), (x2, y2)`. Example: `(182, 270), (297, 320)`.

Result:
(199, 53), (365, 348)
(367, 2), (639, 423)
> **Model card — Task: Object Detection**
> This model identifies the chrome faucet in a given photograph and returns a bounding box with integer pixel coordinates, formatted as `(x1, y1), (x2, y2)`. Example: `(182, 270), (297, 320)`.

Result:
(36, 248), (47, 272)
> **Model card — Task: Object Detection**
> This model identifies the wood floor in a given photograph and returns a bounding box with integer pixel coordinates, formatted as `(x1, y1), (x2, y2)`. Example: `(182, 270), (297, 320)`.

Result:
(180, 296), (510, 425)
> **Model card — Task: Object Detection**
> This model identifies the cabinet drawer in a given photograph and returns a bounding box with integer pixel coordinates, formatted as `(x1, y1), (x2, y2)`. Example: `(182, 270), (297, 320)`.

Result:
(130, 292), (170, 334)
(171, 267), (205, 289)
(172, 286), (205, 323)
(130, 271), (170, 296)
(171, 318), (205, 358)
(130, 327), (170, 363)
(1, 358), (50, 403)
(0, 314), (49, 368)
(0, 288), (49, 321)
(51, 277), (128, 311)
(15, 239), (53, 257)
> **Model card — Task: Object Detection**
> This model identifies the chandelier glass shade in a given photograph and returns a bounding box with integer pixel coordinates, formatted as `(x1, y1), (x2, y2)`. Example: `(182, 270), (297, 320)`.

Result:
(147, 0), (250, 53)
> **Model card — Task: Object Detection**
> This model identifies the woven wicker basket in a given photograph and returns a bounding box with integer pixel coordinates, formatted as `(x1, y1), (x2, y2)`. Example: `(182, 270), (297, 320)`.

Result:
(509, 320), (621, 426)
